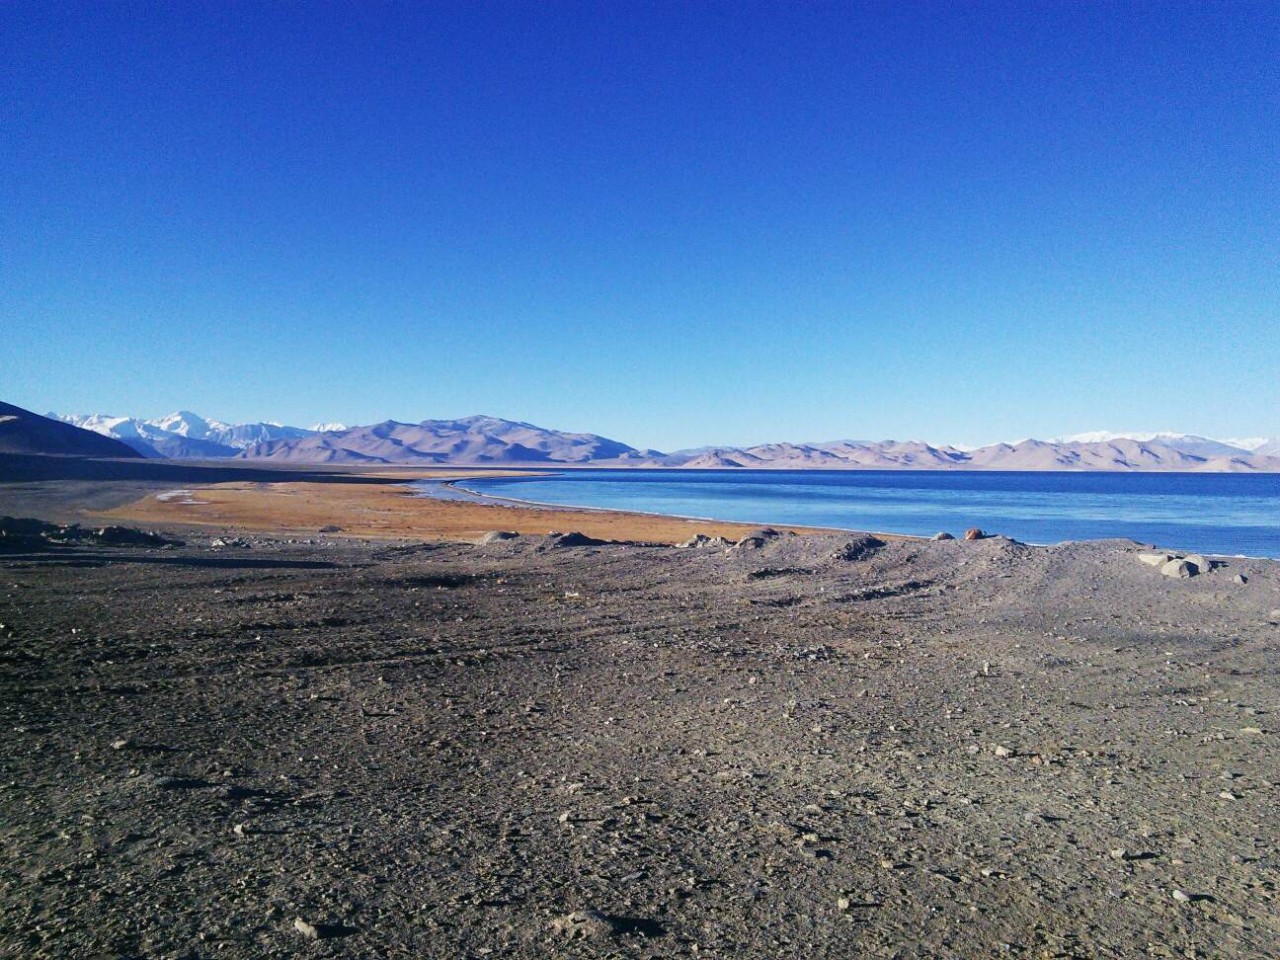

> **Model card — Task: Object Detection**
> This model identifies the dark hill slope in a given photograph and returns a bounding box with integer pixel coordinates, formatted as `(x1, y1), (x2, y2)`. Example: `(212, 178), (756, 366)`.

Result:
(0, 401), (144, 458)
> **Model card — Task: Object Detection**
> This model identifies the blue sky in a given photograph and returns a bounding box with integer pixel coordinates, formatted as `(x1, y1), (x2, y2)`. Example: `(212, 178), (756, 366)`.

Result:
(3, 1), (1276, 451)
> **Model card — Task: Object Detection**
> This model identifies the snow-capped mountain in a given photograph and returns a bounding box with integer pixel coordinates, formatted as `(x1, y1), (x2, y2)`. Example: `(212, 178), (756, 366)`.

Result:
(42, 411), (1280, 470)
(53, 411), (320, 459)
(1053, 431), (1278, 458)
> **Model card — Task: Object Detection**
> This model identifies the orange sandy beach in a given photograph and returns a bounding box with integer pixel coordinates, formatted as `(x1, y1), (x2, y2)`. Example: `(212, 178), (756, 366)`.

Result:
(96, 469), (829, 543)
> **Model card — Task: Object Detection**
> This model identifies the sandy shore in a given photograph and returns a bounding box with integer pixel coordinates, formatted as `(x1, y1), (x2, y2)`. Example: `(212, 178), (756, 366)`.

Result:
(92, 472), (835, 544)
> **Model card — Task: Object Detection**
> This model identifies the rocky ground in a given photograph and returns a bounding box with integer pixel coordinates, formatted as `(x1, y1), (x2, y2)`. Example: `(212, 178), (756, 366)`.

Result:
(2, 526), (1278, 959)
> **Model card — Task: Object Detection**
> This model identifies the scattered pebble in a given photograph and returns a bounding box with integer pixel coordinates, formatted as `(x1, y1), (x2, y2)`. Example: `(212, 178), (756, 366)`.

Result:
(293, 917), (321, 939)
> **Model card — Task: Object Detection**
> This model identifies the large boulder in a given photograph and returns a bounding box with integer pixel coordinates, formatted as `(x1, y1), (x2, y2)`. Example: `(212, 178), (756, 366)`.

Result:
(1161, 558), (1196, 578)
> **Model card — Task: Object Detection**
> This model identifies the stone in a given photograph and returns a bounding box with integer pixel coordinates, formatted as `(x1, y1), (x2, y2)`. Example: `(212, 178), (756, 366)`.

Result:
(964, 528), (986, 541)
(932, 532), (955, 541)
(93, 525), (173, 546)
(319, 525), (342, 533)
(680, 534), (730, 548)
(1160, 559), (1195, 578)
(551, 910), (614, 940)
(1184, 554), (1213, 573)
(993, 745), (1014, 758)
(479, 530), (519, 544)
(1267, 609), (1280, 624)
(293, 917), (321, 939)
(110, 738), (131, 751)
(209, 537), (250, 549)
(1171, 889), (1192, 903)
(1138, 552), (1172, 567)
(1233, 574), (1248, 584)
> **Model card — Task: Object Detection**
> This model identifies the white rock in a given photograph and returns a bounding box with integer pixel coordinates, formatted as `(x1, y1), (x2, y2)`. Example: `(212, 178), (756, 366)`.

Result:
(1138, 552), (1172, 567)
(293, 917), (320, 939)
(1160, 559), (1195, 579)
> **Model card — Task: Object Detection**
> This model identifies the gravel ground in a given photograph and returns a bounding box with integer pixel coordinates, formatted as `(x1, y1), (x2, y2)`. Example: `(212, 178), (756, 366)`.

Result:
(2, 528), (1278, 959)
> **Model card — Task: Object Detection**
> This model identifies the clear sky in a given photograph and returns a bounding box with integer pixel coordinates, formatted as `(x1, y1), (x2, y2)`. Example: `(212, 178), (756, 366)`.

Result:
(3, 1), (1276, 451)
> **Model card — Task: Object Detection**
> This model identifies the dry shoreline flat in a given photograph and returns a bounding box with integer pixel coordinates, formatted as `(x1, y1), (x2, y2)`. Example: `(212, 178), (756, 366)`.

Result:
(2, 455), (1278, 958)
(95, 476), (837, 544)
(0, 455), (840, 543)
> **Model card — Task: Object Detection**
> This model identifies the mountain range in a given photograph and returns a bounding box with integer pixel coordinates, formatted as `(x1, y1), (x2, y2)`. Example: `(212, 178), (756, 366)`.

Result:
(43, 408), (1280, 472)
(54, 411), (345, 459)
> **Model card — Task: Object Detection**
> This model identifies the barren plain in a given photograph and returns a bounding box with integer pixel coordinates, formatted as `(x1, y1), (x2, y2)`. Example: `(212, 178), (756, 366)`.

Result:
(1, 461), (1277, 959)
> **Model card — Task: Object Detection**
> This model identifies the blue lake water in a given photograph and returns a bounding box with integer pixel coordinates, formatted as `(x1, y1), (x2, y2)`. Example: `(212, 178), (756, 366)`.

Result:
(454, 470), (1280, 558)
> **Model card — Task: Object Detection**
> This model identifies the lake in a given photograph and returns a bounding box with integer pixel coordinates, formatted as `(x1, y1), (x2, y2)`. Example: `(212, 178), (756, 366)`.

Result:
(452, 469), (1280, 558)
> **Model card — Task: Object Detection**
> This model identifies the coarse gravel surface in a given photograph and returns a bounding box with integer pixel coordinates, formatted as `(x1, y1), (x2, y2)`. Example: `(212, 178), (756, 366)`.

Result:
(2, 529), (1278, 959)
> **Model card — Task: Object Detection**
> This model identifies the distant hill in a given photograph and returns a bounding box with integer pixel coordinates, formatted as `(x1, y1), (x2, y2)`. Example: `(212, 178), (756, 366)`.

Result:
(39, 408), (1280, 471)
(242, 419), (1280, 471)
(1053, 431), (1273, 459)
(651, 436), (1280, 472)
(240, 416), (641, 465)
(0, 401), (144, 458)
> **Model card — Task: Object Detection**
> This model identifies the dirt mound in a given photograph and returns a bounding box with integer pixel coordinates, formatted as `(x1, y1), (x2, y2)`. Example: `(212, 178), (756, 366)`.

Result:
(537, 530), (609, 550)
(0, 516), (179, 550)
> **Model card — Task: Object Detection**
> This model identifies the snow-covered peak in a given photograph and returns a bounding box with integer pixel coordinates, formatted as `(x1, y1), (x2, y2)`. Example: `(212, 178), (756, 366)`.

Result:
(1222, 437), (1270, 452)
(1054, 430), (1188, 445)
(50, 410), (327, 457)
(55, 413), (145, 439)
(1050, 432), (1276, 459)
(153, 410), (233, 440)
(310, 422), (348, 433)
